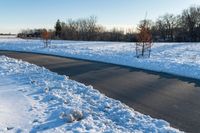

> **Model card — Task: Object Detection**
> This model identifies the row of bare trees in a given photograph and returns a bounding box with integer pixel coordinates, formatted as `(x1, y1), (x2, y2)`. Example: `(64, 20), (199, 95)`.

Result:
(57, 16), (100, 40)
(18, 16), (137, 42)
(54, 16), (137, 41)
(151, 6), (200, 42)
(54, 5), (200, 42)
(18, 5), (200, 42)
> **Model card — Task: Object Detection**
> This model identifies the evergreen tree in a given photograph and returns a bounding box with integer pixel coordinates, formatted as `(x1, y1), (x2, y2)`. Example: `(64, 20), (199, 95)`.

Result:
(55, 19), (62, 38)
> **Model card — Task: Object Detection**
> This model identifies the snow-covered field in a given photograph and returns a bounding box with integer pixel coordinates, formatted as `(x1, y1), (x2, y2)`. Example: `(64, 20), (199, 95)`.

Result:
(0, 38), (199, 80)
(0, 56), (181, 132)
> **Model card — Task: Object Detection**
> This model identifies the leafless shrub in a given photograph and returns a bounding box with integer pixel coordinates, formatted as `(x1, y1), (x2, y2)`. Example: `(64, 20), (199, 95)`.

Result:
(41, 29), (52, 48)
(136, 20), (153, 58)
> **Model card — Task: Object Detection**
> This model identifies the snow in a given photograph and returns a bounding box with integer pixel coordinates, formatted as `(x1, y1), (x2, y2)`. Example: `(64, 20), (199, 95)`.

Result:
(0, 56), (181, 132)
(0, 35), (16, 39)
(0, 79), (33, 132)
(0, 38), (199, 80)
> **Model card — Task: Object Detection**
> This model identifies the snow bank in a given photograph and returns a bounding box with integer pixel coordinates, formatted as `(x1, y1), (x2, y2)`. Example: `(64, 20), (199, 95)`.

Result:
(0, 56), (181, 132)
(0, 38), (199, 80)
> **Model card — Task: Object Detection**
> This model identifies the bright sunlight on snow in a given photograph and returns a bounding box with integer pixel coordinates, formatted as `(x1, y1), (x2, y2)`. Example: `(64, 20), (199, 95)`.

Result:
(0, 38), (199, 80)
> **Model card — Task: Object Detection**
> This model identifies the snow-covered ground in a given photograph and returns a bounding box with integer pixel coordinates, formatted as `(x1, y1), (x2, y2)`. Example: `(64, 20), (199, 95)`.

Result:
(0, 56), (181, 132)
(0, 38), (199, 80)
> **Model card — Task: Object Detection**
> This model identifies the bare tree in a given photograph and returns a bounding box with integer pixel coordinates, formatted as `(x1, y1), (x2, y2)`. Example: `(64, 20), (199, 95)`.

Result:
(87, 16), (98, 40)
(163, 14), (177, 41)
(154, 14), (177, 41)
(41, 29), (52, 47)
(181, 6), (200, 41)
(136, 20), (153, 58)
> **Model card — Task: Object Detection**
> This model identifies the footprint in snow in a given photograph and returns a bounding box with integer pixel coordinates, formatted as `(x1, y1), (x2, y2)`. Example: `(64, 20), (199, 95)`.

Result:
(33, 119), (39, 123)
(7, 127), (14, 130)
(18, 89), (27, 92)
(33, 95), (39, 100)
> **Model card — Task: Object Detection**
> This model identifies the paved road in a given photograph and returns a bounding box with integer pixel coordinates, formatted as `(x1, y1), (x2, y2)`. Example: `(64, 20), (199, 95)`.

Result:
(1, 51), (200, 133)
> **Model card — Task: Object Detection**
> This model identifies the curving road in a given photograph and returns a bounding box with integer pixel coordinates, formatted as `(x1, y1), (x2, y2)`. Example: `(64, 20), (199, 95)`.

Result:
(1, 51), (200, 133)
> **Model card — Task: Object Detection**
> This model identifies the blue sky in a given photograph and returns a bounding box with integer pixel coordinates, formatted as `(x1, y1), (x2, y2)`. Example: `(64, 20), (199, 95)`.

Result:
(0, 0), (199, 33)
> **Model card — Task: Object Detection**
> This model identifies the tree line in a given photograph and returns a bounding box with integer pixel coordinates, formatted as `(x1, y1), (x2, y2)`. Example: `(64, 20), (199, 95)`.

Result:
(151, 5), (200, 42)
(18, 16), (137, 42)
(18, 5), (200, 42)
(54, 16), (137, 42)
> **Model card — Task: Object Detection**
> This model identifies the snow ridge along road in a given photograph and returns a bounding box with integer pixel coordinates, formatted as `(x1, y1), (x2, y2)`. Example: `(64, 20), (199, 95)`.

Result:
(0, 56), (180, 132)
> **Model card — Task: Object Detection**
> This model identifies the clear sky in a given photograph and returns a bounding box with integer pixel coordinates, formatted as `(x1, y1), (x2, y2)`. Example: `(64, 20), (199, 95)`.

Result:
(0, 0), (199, 33)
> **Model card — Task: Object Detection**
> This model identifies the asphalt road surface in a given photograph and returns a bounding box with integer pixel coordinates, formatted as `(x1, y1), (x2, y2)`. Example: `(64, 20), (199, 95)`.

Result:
(1, 51), (200, 133)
